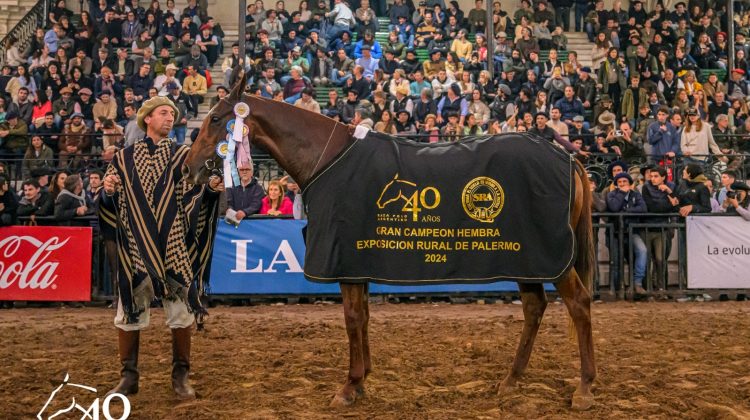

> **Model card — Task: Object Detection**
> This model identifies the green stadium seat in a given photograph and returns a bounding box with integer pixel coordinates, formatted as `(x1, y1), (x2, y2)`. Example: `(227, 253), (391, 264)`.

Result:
(699, 68), (727, 83)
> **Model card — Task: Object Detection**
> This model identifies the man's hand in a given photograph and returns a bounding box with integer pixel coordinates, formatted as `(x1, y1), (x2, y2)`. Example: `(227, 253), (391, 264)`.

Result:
(76, 205), (87, 216)
(235, 210), (246, 219)
(208, 175), (224, 192)
(666, 151), (675, 158)
(658, 184), (672, 193)
(669, 196), (680, 206)
(104, 174), (121, 195)
(679, 205), (693, 217)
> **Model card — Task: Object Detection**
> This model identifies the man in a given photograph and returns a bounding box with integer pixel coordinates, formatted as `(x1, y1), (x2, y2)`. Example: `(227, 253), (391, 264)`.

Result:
(69, 47), (94, 76)
(182, 66), (208, 118)
(554, 86), (584, 124)
(93, 91), (119, 122)
(154, 63), (182, 96)
(294, 87), (321, 113)
(101, 96), (222, 399)
(35, 113), (60, 151)
(657, 69), (683, 105)
(226, 162), (264, 219)
(606, 172), (648, 294)
(437, 84), (468, 126)
(708, 92), (730, 124)
(569, 115), (593, 149)
(355, 44), (378, 79)
(129, 64), (154, 103)
(166, 83), (191, 145)
(529, 112), (582, 154)
(647, 106), (680, 163)
(422, 49), (445, 81)
(325, 0), (355, 43)
(17, 179), (53, 218)
(546, 107), (569, 138)
(86, 170), (104, 204)
(8, 87), (34, 126)
(53, 87), (77, 129)
(716, 170), (737, 204)
(727, 68), (750, 101)
(0, 112), (29, 163)
(415, 11), (437, 48)
(123, 104), (145, 147)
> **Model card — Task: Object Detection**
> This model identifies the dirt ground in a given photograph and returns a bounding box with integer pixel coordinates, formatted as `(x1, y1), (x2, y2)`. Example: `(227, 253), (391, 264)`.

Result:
(2, 301), (750, 419)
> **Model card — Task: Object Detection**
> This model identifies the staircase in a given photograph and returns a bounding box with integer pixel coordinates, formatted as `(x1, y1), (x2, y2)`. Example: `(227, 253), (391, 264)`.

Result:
(0, 0), (42, 39)
(566, 32), (595, 68)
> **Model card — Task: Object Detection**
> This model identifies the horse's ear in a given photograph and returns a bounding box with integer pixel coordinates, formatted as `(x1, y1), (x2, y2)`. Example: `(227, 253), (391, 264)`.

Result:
(229, 71), (248, 101)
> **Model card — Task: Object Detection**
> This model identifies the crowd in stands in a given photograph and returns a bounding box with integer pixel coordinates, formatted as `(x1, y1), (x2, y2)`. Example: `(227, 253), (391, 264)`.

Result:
(2, 0), (750, 231)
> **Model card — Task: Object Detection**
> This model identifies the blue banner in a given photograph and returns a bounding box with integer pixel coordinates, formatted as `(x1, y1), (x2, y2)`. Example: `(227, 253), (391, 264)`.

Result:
(209, 219), (532, 295)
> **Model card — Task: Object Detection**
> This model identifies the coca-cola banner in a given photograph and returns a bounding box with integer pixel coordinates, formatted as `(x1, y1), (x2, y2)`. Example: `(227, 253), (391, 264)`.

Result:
(0, 226), (93, 301)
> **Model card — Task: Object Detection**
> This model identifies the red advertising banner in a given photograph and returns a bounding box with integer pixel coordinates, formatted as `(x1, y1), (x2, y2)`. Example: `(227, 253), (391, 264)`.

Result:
(0, 226), (92, 301)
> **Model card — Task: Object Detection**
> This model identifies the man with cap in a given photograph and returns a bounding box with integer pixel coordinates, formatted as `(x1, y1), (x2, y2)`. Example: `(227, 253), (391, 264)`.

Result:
(166, 82), (191, 145)
(61, 112), (91, 155)
(436, 83), (469, 126)
(378, 48), (399, 77)
(490, 84), (514, 123)
(354, 44), (379, 79)
(93, 91), (119, 122)
(727, 69), (750, 101)
(0, 112), (29, 165)
(100, 95), (223, 400)
(720, 181), (750, 220)
(606, 171), (648, 294)
(154, 63), (182, 96)
(422, 49), (445, 80)
(391, 84), (414, 115)
(529, 111), (586, 155)
(569, 115), (593, 148)
(52, 86), (77, 128)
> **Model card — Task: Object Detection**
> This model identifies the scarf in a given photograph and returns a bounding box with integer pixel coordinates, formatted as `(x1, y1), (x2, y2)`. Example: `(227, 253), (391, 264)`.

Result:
(57, 188), (85, 205)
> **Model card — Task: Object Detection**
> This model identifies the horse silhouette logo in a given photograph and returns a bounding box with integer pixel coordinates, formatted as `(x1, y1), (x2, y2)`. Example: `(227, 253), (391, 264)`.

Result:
(376, 174), (441, 222)
(37, 373), (131, 420)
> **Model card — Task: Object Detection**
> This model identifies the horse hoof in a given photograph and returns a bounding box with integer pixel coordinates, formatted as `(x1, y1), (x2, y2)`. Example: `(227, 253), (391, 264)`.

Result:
(330, 394), (355, 407)
(496, 376), (517, 395)
(571, 391), (594, 411)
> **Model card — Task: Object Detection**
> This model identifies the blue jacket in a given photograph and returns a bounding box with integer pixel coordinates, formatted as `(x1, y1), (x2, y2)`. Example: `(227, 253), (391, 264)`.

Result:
(606, 188), (647, 214)
(353, 40), (382, 59)
(647, 121), (681, 158)
(554, 97), (584, 121)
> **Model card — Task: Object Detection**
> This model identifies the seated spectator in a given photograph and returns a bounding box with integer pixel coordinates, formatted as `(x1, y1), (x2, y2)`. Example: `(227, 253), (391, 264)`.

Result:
(0, 174), (17, 226)
(195, 24), (220, 66)
(17, 178), (53, 218)
(283, 66), (311, 104)
(166, 83), (190, 145)
(183, 65), (207, 118)
(394, 109), (416, 134)
(0, 112), (29, 163)
(227, 163), (264, 219)
(23, 135), (55, 179)
(294, 87), (321, 113)
(54, 174), (94, 226)
(721, 182), (750, 221)
(31, 92), (54, 128)
(260, 179), (293, 216)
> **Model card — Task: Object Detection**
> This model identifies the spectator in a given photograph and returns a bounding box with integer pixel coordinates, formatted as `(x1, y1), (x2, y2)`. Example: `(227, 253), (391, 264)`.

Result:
(641, 166), (677, 290)
(546, 107), (569, 137)
(182, 65), (208, 118)
(555, 86), (585, 123)
(227, 163), (264, 219)
(606, 172), (648, 294)
(54, 174), (94, 226)
(154, 63), (181, 95)
(716, 170), (737, 204)
(7, 66), (37, 101)
(195, 24), (219, 66)
(23, 135), (55, 179)
(294, 87), (321, 113)
(17, 178), (53, 218)
(166, 82), (190, 144)
(374, 110), (397, 134)
(0, 174), (18, 226)
(0, 112), (29, 163)
(260, 179), (293, 216)
(680, 108), (725, 164)
(647, 106), (680, 162)
(93, 91), (118, 122)
(721, 182), (750, 221)
(123, 104), (144, 147)
(674, 163), (712, 217)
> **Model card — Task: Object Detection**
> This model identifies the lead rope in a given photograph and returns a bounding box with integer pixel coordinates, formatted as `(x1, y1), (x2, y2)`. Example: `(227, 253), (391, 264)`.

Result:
(308, 123), (339, 182)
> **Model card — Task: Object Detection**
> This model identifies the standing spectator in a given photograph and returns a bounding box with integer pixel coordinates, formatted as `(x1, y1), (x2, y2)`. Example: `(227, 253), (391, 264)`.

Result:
(641, 166), (677, 290)
(680, 108), (725, 164)
(227, 163), (264, 219)
(166, 82), (190, 144)
(326, 0), (354, 43)
(674, 163), (712, 217)
(606, 172), (648, 294)
(597, 48), (627, 115)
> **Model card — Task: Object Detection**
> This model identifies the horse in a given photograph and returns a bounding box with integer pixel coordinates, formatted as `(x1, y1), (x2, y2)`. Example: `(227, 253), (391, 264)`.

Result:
(182, 76), (597, 410)
(376, 174), (418, 210)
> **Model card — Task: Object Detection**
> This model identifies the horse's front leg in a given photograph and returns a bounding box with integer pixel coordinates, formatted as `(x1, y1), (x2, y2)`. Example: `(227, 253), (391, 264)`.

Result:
(331, 282), (368, 407)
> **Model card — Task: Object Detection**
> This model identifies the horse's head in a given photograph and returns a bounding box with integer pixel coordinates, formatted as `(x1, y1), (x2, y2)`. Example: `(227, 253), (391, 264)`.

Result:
(183, 74), (269, 185)
(376, 174), (417, 209)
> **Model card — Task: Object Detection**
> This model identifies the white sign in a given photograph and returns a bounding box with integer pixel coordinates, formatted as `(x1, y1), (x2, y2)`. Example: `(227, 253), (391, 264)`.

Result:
(687, 216), (750, 288)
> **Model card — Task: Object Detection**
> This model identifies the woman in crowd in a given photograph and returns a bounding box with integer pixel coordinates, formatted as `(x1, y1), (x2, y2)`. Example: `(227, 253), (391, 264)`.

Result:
(260, 179), (293, 216)
(49, 171), (69, 203)
(68, 66), (94, 94)
(7, 64), (37, 100)
(672, 88), (690, 115)
(680, 108), (725, 163)
(54, 174), (94, 226)
(456, 70), (474, 94)
(674, 163), (712, 217)
(445, 52), (463, 79)
(730, 98), (749, 128)
(5, 38), (24, 68)
(534, 90), (549, 115)
(298, 0), (311, 22)
(597, 48), (627, 114)
(42, 61), (68, 100)
(419, 114), (441, 143)
(22, 135), (54, 179)
(463, 113), (484, 135)
(374, 110), (397, 134)
(476, 70), (495, 100)
(31, 92), (53, 128)
(720, 182), (750, 221)
(468, 89), (491, 126)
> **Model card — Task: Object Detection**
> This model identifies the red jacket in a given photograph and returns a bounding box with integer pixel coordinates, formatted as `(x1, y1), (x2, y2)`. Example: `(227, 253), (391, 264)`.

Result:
(260, 196), (293, 215)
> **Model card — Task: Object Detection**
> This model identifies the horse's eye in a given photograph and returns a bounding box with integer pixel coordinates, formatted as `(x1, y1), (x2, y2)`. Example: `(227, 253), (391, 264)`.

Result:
(211, 116), (220, 123)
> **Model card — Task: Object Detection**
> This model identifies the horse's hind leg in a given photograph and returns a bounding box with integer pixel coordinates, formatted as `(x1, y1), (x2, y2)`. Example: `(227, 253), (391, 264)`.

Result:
(555, 269), (596, 411)
(361, 283), (372, 378)
(499, 282), (547, 393)
(331, 283), (368, 407)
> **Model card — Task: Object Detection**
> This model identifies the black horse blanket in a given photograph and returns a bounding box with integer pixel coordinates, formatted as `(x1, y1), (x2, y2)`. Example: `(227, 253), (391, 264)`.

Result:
(302, 129), (576, 285)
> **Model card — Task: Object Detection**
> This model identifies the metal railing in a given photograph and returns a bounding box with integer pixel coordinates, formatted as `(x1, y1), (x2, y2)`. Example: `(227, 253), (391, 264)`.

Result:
(0, 0), (50, 67)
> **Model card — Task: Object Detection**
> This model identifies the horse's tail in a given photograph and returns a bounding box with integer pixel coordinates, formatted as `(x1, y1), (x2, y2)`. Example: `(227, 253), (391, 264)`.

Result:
(574, 160), (595, 294)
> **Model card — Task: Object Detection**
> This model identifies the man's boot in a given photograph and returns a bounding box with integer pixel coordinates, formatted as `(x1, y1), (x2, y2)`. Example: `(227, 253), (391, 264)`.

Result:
(107, 329), (140, 396)
(171, 327), (196, 399)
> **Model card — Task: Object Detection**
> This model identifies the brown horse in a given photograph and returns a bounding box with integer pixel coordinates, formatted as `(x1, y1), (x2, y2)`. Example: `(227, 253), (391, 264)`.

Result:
(183, 77), (597, 410)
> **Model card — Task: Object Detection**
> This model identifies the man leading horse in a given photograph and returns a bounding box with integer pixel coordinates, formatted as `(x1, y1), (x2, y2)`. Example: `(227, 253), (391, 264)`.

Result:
(100, 96), (223, 399)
